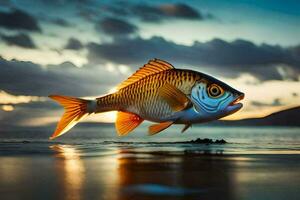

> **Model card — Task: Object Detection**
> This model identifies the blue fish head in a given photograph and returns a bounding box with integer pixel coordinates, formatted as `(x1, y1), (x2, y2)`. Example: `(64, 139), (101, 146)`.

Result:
(189, 74), (244, 122)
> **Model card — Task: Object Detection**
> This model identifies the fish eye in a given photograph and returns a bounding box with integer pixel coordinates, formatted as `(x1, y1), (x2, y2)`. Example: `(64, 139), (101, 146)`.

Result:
(207, 84), (224, 98)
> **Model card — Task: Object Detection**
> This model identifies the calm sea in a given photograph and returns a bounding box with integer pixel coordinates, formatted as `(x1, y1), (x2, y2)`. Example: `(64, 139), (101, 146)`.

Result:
(0, 126), (300, 200)
(1, 125), (300, 154)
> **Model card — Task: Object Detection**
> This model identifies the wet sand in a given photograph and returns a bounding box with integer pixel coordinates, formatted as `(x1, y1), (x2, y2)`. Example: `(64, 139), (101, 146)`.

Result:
(0, 142), (299, 200)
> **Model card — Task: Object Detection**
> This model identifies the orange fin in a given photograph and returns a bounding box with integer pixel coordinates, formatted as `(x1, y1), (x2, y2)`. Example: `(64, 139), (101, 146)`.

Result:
(116, 111), (144, 136)
(181, 124), (191, 133)
(49, 95), (91, 140)
(148, 121), (174, 135)
(158, 83), (191, 112)
(116, 58), (174, 90)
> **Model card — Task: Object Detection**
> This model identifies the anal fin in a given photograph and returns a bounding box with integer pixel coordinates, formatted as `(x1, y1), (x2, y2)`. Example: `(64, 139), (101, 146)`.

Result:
(148, 121), (174, 135)
(116, 111), (144, 136)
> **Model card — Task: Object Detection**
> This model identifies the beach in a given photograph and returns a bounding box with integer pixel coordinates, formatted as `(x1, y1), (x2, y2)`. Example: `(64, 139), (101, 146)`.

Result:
(0, 126), (300, 200)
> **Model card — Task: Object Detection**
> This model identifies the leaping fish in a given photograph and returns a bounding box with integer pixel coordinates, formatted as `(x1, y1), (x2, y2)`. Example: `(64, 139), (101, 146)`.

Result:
(49, 59), (244, 139)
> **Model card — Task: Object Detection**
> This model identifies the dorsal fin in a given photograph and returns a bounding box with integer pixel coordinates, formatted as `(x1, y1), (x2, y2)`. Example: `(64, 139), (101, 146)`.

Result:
(116, 59), (174, 90)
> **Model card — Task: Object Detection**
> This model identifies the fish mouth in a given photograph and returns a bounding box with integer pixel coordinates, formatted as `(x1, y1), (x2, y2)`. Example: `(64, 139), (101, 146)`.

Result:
(226, 93), (245, 114)
(229, 93), (244, 106)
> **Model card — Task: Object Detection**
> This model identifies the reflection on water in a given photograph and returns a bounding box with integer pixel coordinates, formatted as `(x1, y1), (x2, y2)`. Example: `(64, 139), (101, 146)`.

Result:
(51, 145), (85, 200)
(51, 144), (120, 200)
(48, 145), (300, 200)
(48, 145), (235, 200)
(0, 157), (28, 187)
(0, 142), (299, 200)
(116, 149), (234, 200)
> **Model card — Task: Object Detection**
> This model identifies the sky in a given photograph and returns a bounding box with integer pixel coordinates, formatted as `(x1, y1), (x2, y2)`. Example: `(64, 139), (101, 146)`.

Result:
(0, 0), (299, 128)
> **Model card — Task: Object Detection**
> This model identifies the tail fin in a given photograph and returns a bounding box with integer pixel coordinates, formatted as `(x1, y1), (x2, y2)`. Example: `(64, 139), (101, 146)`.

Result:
(49, 95), (91, 140)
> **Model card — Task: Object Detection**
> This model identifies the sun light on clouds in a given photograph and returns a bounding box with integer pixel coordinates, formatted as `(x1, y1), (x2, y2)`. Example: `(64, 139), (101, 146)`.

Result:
(1, 105), (14, 112)
(104, 62), (132, 75)
(0, 90), (46, 112)
(0, 90), (46, 104)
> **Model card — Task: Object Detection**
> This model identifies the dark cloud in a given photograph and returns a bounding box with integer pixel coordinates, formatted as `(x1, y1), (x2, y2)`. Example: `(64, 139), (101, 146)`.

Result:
(78, 2), (213, 25)
(107, 3), (207, 22)
(0, 55), (125, 130)
(51, 18), (72, 27)
(96, 17), (137, 35)
(130, 4), (168, 22)
(251, 98), (283, 107)
(40, 0), (93, 6)
(64, 37), (83, 50)
(78, 8), (99, 22)
(0, 57), (118, 97)
(38, 13), (73, 27)
(292, 92), (298, 97)
(0, 9), (41, 32)
(0, 33), (36, 48)
(0, 0), (13, 8)
(101, 3), (129, 17)
(87, 36), (300, 81)
(157, 3), (202, 19)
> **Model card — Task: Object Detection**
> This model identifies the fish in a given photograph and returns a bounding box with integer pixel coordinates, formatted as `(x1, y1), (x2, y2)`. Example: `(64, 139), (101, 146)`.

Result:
(49, 59), (244, 139)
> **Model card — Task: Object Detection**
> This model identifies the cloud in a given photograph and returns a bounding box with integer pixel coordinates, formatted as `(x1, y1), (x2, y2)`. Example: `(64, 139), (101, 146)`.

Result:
(1, 105), (14, 112)
(0, 33), (37, 48)
(0, 56), (127, 129)
(51, 18), (72, 27)
(38, 12), (73, 27)
(107, 3), (205, 22)
(0, 0), (13, 8)
(0, 9), (41, 32)
(0, 90), (45, 104)
(0, 100), (58, 128)
(64, 37), (83, 50)
(0, 57), (118, 97)
(251, 98), (283, 107)
(96, 17), (137, 35)
(87, 36), (300, 81)
(292, 92), (298, 97)
(154, 3), (202, 19)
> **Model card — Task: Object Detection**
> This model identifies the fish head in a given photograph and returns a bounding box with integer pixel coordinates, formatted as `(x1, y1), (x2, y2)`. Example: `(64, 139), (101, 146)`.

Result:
(190, 74), (244, 121)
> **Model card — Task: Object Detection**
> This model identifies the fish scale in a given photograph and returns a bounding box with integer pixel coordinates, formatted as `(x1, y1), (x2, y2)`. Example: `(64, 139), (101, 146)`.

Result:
(95, 69), (199, 122)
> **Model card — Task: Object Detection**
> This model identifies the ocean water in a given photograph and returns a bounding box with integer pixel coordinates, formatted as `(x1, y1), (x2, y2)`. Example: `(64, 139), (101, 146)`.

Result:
(0, 126), (300, 200)
(1, 125), (300, 154)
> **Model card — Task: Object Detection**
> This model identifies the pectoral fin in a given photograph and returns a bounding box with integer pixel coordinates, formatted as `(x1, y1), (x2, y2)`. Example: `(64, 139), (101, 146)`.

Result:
(148, 121), (174, 135)
(158, 83), (191, 112)
(116, 111), (144, 136)
(181, 124), (191, 133)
